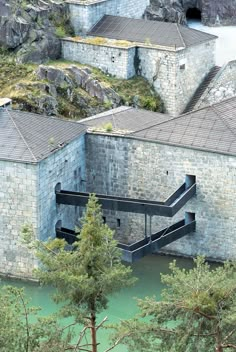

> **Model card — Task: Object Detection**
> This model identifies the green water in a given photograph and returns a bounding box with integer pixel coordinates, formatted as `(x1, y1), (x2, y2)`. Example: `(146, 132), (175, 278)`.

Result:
(0, 254), (194, 351)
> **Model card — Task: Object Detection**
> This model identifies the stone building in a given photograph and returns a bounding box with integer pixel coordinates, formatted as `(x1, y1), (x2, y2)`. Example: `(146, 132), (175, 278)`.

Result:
(62, 15), (217, 117)
(0, 107), (86, 278)
(66, 0), (150, 35)
(2, 96), (236, 277)
(82, 98), (236, 262)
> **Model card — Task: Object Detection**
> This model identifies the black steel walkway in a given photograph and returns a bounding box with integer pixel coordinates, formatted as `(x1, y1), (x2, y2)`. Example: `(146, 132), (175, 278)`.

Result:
(56, 212), (195, 262)
(56, 175), (196, 217)
(55, 175), (196, 261)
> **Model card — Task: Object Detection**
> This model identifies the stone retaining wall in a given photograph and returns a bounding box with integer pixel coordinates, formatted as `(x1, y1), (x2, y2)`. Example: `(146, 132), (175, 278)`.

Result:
(85, 133), (236, 261)
(62, 39), (136, 79)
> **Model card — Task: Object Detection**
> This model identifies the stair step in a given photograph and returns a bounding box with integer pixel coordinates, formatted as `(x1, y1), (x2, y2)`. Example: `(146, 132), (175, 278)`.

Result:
(183, 65), (221, 114)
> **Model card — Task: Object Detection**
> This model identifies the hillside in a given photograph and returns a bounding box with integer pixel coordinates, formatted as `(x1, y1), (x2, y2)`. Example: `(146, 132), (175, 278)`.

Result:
(0, 52), (163, 119)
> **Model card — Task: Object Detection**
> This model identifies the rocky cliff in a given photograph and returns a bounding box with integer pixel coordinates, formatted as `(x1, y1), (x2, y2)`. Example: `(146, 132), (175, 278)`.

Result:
(0, 0), (71, 63)
(0, 54), (163, 118)
(147, 0), (236, 26)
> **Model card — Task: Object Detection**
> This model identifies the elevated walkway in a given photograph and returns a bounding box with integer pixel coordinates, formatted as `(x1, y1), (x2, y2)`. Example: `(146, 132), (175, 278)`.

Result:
(118, 213), (196, 262)
(55, 175), (196, 261)
(55, 175), (196, 217)
(56, 212), (195, 262)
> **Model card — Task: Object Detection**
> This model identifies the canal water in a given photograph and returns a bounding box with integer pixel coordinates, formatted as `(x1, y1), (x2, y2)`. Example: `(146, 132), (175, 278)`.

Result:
(0, 254), (194, 351)
(188, 19), (236, 66)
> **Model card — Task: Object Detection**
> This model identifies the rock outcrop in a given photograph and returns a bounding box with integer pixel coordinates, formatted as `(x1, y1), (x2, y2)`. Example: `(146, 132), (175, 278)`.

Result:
(0, 57), (162, 118)
(147, 0), (236, 26)
(0, 0), (69, 63)
(34, 65), (121, 116)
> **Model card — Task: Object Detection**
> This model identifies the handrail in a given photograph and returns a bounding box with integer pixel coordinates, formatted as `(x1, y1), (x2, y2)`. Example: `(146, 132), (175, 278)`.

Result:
(55, 213), (196, 262)
(119, 216), (196, 263)
(56, 176), (196, 217)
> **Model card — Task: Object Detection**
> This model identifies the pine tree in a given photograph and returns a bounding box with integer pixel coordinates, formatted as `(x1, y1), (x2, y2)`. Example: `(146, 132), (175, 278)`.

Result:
(34, 194), (136, 352)
(112, 257), (236, 352)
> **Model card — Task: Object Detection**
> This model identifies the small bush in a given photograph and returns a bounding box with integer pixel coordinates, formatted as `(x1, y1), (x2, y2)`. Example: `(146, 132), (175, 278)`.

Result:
(104, 122), (113, 132)
(55, 26), (66, 38)
(85, 37), (107, 45)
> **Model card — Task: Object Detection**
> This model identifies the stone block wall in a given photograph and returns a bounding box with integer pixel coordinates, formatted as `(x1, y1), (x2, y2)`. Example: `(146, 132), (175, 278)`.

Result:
(0, 160), (38, 278)
(38, 135), (86, 241)
(196, 60), (236, 110)
(175, 40), (216, 115)
(138, 47), (177, 116)
(62, 39), (136, 79)
(138, 40), (216, 116)
(66, 0), (150, 34)
(85, 133), (236, 261)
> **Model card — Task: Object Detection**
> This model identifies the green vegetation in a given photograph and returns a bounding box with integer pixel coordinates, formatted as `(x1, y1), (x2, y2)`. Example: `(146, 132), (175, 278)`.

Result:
(23, 194), (136, 352)
(0, 54), (163, 118)
(113, 256), (236, 352)
(104, 122), (113, 132)
(0, 286), (71, 352)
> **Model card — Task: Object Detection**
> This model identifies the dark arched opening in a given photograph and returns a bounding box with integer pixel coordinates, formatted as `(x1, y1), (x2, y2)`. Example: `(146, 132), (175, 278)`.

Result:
(186, 7), (202, 21)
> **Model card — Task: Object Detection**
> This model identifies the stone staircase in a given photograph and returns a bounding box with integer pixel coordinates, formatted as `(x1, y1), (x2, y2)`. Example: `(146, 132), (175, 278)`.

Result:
(182, 65), (221, 114)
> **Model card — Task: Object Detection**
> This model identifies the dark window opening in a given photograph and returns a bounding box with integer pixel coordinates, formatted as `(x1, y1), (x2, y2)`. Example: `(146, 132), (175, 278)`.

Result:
(117, 219), (121, 228)
(186, 8), (201, 21)
(102, 216), (106, 224)
(180, 64), (185, 70)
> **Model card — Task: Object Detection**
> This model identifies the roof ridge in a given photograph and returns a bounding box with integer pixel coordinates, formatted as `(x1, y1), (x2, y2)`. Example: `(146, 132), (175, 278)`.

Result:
(12, 109), (86, 127)
(129, 114), (182, 136)
(211, 105), (236, 138)
(6, 109), (37, 162)
(176, 23), (186, 48)
(80, 106), (133, 124)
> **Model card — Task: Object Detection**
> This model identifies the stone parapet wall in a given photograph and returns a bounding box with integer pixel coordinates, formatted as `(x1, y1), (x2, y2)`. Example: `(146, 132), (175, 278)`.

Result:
(0, 160), (38, 278)
(85, 133), (236, 261)
(67, 0), (150, 34)
(196, 60), (236, 110)
(62, 39), (136, 79)
(38, 135), (86, 241)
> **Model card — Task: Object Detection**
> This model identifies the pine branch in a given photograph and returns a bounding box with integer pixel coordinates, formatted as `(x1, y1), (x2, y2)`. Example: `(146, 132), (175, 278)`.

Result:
(221, 343), (236, 349)
(96, 316), (108, 331)
(223, 328), (236, 342)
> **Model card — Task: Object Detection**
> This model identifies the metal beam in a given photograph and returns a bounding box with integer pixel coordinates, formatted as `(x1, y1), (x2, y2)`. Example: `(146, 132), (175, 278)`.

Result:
(56, 213), (196, 263)
(56, 176), (196, 217)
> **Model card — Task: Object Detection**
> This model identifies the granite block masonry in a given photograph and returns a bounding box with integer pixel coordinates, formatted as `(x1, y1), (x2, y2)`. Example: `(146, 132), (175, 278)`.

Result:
(0, 109), (86, 279)
(62, 38), (216, 116)
(66, 0), (150, 35)
(85, 133), (236, 261)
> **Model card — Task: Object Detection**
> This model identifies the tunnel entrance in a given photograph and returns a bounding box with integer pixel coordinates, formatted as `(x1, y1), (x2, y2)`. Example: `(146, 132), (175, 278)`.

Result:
(186, 7), (202, 21)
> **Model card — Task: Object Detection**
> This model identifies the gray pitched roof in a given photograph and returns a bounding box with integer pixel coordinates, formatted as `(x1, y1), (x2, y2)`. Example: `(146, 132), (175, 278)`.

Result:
(82, 97), (236, 156)
(83, 106), (172, 131)
(88, 15), (217, 49)
(0, 109), (86, 163)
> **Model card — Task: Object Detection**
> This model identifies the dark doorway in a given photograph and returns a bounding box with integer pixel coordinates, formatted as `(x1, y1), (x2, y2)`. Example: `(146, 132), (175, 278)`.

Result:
(186, 7), (201, 21)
